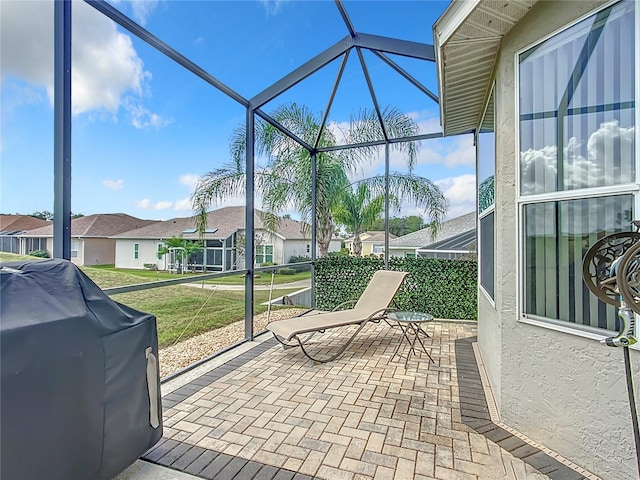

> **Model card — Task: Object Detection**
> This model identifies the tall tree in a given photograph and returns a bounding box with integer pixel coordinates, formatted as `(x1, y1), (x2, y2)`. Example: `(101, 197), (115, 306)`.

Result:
(192, 103), (448, 257)
(371, 215), (426, 237)
(333, 184), (397, 256)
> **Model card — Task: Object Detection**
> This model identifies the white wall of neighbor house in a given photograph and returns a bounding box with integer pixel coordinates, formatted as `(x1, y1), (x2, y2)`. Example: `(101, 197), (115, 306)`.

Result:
(115, 239), (160, 269)
(283, 240), (312, 264)
(483, 1), (639, 478)
(83, 238), (115, 266)
(388, 248), (415, 258)
(282, 239), (341, 263)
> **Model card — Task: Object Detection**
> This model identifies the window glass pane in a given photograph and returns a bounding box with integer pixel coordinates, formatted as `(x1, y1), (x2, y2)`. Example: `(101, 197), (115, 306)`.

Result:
(213, 249), (222, 266)
(478, 92), (495, 213)
(523, 195), (633, 329)
(519, 0), (635, 195)
(480, 213), (494, 299)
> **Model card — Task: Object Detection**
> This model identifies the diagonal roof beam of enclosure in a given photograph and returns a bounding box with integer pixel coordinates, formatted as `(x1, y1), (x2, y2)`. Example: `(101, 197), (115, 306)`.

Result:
(335, 0), (357, 38)
(85, 0), (315, 155)
(356, 46), (388, 141)
(84, 0), (250, 108)
(250, 34), (436, 111)
(373, 51), (440, 104)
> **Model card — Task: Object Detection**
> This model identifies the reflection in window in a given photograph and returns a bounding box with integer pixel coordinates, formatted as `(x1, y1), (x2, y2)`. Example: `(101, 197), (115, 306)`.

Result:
(524, 195), (633, 329)
(519, 0), (635, 196)
(480, 213), (494, 299)
(518, 0), (636, 331)
(478, 89), (495, 300)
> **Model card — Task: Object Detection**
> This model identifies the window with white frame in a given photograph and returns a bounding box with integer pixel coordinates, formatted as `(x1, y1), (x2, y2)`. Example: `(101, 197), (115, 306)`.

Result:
(518, 0), (636, 331)
(134, 243), (139, 259)
(255, 244), (273, 264)
(478, 89), (495, 301)
(71, 240), (79, 259)
(373, 244), (384, 254)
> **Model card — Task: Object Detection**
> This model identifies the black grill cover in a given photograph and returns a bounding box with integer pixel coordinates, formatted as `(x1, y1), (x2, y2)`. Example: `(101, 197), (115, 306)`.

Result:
(0, 258), (163, 480)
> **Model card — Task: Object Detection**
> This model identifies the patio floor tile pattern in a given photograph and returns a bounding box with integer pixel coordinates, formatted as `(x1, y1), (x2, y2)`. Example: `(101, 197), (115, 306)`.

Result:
(142, 321), (572, 479)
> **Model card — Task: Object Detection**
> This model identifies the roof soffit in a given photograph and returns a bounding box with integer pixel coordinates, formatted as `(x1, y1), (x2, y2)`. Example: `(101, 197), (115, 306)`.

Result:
(434, 0), (537, 136)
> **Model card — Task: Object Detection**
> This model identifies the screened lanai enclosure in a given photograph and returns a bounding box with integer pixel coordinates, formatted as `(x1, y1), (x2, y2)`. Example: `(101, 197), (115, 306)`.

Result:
(46, 0), (465, 366)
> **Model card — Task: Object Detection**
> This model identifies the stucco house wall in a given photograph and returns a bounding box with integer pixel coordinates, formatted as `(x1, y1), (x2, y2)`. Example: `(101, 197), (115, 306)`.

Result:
(483, 1), (639, 477)
(82, 238), (116, 266)
(115, 239), (161, 270)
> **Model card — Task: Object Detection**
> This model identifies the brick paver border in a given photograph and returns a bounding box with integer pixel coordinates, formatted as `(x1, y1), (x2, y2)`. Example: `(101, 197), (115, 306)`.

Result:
(145, 338), (319, 480)
(142, 329), (595, 480)
(455, 336), (591, 480)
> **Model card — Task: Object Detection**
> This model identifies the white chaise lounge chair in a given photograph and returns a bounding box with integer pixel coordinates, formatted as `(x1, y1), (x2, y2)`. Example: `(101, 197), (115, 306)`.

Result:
(267, 270), (408, 362)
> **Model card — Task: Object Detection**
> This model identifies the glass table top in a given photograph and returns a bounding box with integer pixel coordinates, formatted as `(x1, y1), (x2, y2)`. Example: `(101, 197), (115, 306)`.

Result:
(388, 311), (434, 322)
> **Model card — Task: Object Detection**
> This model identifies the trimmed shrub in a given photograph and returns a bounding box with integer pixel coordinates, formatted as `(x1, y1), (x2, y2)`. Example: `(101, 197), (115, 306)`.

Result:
(288, 255), (312, 272)
(29, 250), (49, 258)
(314, 256), (477, 320)
(278, 267), (296, 275)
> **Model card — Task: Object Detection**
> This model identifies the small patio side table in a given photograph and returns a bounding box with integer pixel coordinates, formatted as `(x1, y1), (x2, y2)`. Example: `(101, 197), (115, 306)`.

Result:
(388, 311), (435, 368)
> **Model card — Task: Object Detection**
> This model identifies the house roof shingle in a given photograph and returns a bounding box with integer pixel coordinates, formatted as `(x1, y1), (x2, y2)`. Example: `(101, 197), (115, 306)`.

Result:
(389, 212), (476, 249)
(23, 214), (157, 238)
(345, 231), (397, 243)
(0, 215), (51, 233)
(113, 207), (322, 241)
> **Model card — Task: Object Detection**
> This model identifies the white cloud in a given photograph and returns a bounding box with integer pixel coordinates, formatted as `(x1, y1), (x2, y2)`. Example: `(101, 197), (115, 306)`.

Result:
(1, 0), (169, 125)
(128, 102), (173, 130)
(520, 121), (635, 194)
(436, 174), (477, 219)
(415, 135), (475, 168)
(103, 179), (124, 190)
(179, 174), (200, 190)
(135, 198), (173, 210)
(130, 0), (160, 26)
(174, 198), (193, 211)
(261, 0), (284, 16)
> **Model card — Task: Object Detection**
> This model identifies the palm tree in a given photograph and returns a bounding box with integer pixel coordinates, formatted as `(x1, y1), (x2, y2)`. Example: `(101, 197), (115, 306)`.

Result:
(192, 103), (448, 257)
(158, 237), (203, 272)
(333, 183), (399, 257)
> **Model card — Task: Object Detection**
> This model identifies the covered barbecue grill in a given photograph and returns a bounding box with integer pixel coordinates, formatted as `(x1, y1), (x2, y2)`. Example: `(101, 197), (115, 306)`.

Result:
(0, 258), (162, 480)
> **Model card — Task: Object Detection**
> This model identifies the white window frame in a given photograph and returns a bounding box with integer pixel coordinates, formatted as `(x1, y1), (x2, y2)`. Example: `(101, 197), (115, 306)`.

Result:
(71, 239), (79, 259)
(478, 84), (496, 307)
(255, 244), (274, 264)
(514, 0), (640, 339)
(134, 243), (139, 260)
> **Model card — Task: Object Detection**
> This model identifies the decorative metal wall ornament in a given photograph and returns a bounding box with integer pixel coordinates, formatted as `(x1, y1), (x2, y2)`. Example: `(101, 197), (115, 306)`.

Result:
(582, 224), (640, 475)
(582, 231), (640, 308)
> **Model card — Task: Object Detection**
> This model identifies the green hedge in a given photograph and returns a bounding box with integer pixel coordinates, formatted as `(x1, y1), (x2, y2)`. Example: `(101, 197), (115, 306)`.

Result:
(314, 256), (477, 320)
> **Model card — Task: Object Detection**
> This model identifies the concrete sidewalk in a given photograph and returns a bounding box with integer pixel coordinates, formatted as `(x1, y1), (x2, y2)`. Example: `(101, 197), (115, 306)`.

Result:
(181, 279), (311, 291)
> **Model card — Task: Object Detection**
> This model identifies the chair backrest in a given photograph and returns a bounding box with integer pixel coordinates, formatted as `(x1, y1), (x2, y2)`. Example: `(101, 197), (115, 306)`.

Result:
(354, 270), (408, 312)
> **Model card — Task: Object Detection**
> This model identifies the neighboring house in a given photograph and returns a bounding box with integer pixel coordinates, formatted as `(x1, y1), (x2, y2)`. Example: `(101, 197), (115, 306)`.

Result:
(435, 1), (636, 478)
(20, 214), (157, 265)
(112, 206), (341, 271)
(388, 212), (476, 259)
(343, 231), (397, 256)
(0, 215), (51, 255)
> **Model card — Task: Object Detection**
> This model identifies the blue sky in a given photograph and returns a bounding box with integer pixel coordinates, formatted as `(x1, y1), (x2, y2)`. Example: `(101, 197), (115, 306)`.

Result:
(1, 0), (476, 222)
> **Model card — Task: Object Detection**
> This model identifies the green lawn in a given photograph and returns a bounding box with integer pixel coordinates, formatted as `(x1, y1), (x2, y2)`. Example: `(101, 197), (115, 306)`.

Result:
(110, 286), (299, 348)
(83, 264), (311, 286)
(0, 253), (304, 348)
(0, 252), (44, 262)
(81, 267), (304, 348)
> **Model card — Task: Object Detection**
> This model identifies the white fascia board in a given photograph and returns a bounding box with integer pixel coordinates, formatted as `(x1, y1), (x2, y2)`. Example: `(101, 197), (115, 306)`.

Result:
(433, 0), (482, 131)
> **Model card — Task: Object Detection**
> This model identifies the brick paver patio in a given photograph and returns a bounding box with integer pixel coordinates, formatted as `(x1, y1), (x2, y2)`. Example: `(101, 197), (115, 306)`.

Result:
(143, 321), (596, 480)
